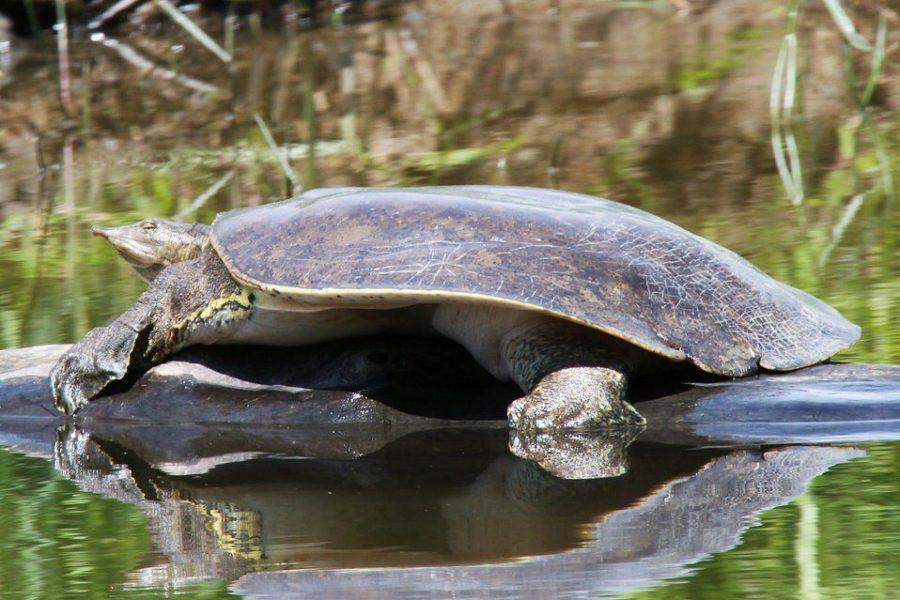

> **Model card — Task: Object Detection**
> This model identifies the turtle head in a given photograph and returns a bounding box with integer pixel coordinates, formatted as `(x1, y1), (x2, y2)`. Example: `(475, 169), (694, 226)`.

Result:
(93, 218), (211, 282)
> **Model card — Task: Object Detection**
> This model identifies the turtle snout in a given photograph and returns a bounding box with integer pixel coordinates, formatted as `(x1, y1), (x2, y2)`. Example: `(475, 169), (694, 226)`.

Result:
(92, 225), (112, 239)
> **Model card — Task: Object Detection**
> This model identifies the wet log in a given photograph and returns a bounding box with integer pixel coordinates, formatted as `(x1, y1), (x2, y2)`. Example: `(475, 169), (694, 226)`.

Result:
(1, 342), (898, 454)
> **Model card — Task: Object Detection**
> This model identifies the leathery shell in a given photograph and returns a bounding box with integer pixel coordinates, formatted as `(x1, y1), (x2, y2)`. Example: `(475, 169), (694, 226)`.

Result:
(211, 186), (860, 376)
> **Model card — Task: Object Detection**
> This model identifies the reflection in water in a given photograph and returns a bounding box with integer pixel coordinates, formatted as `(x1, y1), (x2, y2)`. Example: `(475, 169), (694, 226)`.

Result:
(233, 447), (862, 600)
(44, 424), (858, 597)
(509, 427), (639, 479)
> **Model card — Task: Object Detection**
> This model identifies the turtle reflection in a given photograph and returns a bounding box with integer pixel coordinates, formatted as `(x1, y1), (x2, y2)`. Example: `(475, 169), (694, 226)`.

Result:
(235, 444), (862, 600)
(51, 424), (861, 594)
(509, 427), (639, 479)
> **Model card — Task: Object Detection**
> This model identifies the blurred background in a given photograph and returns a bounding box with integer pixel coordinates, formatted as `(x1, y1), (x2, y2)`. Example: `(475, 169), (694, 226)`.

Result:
(0, 1), (897, 597)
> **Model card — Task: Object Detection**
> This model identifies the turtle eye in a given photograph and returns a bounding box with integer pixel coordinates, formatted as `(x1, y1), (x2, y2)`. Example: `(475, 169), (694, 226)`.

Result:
(141, 220), (158, 231)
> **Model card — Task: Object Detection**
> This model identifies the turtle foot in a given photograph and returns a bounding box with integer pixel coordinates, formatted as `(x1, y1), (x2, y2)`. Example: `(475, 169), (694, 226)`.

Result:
(507, 366), (645, 432)
(50, 323), (144, 415)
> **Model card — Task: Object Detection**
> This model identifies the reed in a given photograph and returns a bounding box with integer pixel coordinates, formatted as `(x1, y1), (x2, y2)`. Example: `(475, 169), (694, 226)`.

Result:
(96, 35), (220, 95)
(54, 0), (74, 115)
(253, 113), (302, 195)
(88, 0), (143, 30)
(154, 0), (233, 64)
(769, 1), (804, 206)
(839, 13), (893, 199)
(224, 1), (237, 58)
(860, 16), (886, 108)
(175, 171), (236, 220)
(22, 0), (40, 36)
(770, 0), (891, 207)
(821, 0), (872, 51)
(301, 35), (320, 190)
(334, 3), (362, 153)
(795, 494), (822, 600)
(819, 190), (869, 267)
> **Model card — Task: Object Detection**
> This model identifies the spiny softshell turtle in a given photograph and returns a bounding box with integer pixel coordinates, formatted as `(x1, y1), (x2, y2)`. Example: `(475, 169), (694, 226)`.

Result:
(50, 186), (860, 430)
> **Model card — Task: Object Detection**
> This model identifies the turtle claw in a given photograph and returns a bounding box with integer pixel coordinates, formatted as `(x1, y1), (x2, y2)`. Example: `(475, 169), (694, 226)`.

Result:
(50, 342), (112, 415)
(49, 323), (142, 415)
(50, 360), (90, 415)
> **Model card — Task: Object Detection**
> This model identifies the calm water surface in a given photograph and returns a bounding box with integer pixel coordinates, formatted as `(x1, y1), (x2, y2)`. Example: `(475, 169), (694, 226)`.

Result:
(0, 0), (897, 598)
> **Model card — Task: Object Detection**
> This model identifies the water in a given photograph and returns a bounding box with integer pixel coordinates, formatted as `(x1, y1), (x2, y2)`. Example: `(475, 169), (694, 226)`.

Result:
(0, 0), (898, 598)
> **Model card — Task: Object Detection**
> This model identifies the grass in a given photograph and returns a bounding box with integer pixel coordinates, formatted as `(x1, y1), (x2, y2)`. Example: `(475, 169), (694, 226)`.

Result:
(769, 0), (892, 209)
(154, 0), (233, 64)
(174, 170), (235, 220)
(821, 0), (873, 51)
(53, 0), (73, 115)
(769, 0), (803, 205)
(841, 15), (893, 199)
(253, 113), (302, 195)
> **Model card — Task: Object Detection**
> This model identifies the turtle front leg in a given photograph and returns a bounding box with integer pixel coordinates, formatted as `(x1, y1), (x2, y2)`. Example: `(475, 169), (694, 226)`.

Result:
(503, 322), (646, 431)
(51, 248), (245, 414)
(50, 309), (156, 415)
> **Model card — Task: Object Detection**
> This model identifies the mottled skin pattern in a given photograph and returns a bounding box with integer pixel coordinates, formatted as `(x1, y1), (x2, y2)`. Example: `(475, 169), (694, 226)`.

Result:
(51, 248), (246, 414)
(503, 322), (643, 430)
(215, 187), (859, 375)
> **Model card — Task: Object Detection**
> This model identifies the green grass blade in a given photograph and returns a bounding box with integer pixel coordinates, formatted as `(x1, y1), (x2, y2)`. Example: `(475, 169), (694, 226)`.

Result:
(770, 37), (787, 120)
(821, 0), (872, 51)
(865, 118), (894, 199)
(175, 170), (235, 220)
(785, 129), (805, 204)
(819, 189), (869, 267)
(861, 16), (887, 107)
(88, 0), (142, 29)
(97, 35), (220, 95)
(770, 36), (802, 204)
(253, 113), (302, 193)
(782, 33), (798, 120)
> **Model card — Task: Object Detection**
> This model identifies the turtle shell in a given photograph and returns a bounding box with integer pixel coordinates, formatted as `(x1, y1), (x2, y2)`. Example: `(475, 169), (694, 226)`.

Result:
(211, 186), (860, 376)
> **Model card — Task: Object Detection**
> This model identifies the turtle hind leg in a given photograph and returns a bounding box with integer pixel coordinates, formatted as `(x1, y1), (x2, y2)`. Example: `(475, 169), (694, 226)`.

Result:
(50, 248), (245, 414)
(508, 366), (643, 431)
(503, 322), (646, 431)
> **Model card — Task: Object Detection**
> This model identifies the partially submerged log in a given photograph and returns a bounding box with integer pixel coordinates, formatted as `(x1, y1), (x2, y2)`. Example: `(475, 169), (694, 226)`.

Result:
(1, 339), (898, 481)
(640, 362), (900, 445)
(0, 338), (516, 471)
(1, 341), (897, 450)
(0, 339), (514, 425)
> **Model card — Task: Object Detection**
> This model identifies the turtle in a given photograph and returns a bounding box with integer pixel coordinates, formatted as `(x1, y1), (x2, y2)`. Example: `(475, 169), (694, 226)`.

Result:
(50, 186), (860, 430)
